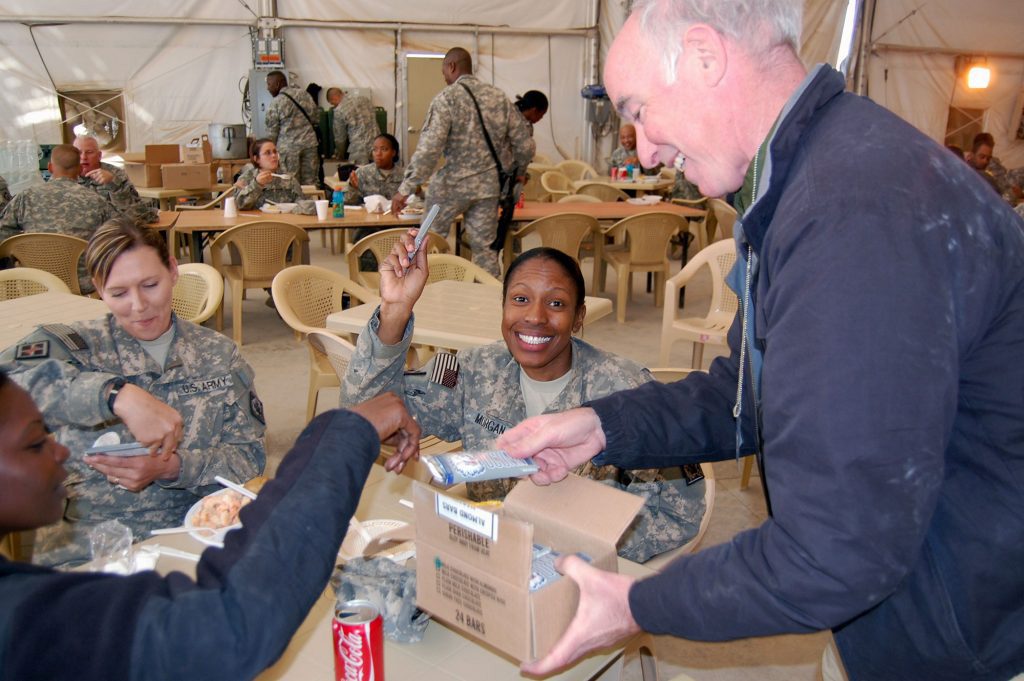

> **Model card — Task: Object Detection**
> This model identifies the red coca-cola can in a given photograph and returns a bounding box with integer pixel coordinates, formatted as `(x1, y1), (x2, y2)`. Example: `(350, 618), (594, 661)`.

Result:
(333, 599), (384, 681)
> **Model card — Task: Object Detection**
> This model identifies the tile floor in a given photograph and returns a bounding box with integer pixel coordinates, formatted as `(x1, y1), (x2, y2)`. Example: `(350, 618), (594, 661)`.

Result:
(224, 234), (829, 681)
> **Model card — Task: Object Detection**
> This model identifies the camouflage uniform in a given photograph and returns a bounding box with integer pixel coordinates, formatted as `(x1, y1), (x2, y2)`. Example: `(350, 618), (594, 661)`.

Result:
(398, 74), (533, 277)
(341, 310), (705, 562)
(234, 164), (305, 210)
(78, 161), (159, 224)
(610, 146), (661, 175)
(1, 314), (267, 567)
(671, 169), (704, 201)
(0, 177), (123, 293)
(0, 174), (11, 214)
(265, 85), (320, 186)
(344, 162), (404, 206)
(333, 93), (378, 165)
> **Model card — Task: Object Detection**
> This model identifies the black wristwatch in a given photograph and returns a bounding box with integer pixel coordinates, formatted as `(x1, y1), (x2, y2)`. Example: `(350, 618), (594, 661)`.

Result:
(106, 377), (127, 414)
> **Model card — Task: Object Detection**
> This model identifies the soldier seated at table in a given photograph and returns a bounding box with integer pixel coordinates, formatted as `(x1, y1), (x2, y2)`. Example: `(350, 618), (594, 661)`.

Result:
(0, 218), (266, 567)
(342, 243), (706, 563)
(0, 144), (125, 293)
(609, 123), (662, 176)
(234, 138), (315, 214)
(74, 135), (159, 225)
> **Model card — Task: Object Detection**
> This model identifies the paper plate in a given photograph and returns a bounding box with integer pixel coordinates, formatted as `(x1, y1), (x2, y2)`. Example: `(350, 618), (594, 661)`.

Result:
(338, 519), (415, 563)
(183, 488), (245, 547)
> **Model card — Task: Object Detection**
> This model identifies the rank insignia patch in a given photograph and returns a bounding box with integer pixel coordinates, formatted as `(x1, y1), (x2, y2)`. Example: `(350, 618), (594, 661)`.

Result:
(16, 340), (50, 360)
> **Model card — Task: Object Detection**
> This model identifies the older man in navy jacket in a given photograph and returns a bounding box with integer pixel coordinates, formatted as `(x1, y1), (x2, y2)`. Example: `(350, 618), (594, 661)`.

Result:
(460, 1), (1024, 680)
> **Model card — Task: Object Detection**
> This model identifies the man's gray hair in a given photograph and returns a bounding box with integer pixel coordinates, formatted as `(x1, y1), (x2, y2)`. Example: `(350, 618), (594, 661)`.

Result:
(632, 0), (802, 82)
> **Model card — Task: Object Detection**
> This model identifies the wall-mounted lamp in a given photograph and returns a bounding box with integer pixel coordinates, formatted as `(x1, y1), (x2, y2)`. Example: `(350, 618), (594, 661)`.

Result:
(967, 65), (991, 89)
(957, 55), (992, 89)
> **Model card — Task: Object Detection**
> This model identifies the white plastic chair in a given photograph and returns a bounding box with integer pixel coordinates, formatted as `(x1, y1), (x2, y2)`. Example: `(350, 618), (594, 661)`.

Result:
(555, 159), (598, 181)
(659, 238), (738, 369)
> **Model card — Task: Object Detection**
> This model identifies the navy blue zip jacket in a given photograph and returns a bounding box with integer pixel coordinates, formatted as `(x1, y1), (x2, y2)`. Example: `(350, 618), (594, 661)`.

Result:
(0, 409), (378, 681)
(588, 65), (1024, 680)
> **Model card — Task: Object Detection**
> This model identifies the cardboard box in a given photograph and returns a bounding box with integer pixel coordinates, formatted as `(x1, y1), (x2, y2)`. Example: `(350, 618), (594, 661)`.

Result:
(123, 162), (163, 188)
(120, 151), (146, 164)
(413, 474), (643, 662)
(161, 163), (211, 190)
(181, 135), (213, 164)
(144, 144), (180, 165)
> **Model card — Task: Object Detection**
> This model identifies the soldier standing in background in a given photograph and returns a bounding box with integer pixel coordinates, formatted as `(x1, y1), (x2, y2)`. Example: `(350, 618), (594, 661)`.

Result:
(326, 87), (378, 166)
(264, 71), (320, 186)
(73, 136), (159, 225)
(0, 175), (11, 214)
(391, 47), (533, 277)
(0, 145), (123, 293)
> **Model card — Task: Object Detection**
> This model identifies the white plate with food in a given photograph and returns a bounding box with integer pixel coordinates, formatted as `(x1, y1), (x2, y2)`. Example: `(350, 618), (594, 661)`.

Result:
(338, 519), (415, 563)
(184, 488), (251, 547)
(259, 202), (297, 214)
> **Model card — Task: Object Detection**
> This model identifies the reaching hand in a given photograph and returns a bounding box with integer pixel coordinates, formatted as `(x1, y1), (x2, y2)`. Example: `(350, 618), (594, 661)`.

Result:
(349, 392), (421, 473)
(390, 192), (409, 216)
(521, 555), (641, 675)
(85, 450), (182, 492)
(375, 229), (429, 344)
(256, 170), (273, 186)
(497, 407), (607, 485)
(348, 172), (360, 190)
(111, 384), (184, 459)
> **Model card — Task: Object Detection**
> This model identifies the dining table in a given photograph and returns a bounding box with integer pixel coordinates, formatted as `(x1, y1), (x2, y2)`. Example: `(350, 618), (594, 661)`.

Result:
(326, 279), (613, 352)
(0, 291), (110, 350)
(571, 177), (673, 196)
(136, 464), (653, 681)
(168, 207), (424, 263)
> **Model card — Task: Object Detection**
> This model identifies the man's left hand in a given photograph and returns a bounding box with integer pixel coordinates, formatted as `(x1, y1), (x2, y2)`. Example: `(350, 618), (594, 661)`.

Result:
(84, 168), (115, 185)
(520, 555), (641, 675)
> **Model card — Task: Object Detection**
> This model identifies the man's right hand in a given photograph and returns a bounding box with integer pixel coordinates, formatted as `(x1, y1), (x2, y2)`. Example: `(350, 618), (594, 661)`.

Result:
(349, 392), (421, 473)
(84, 168), (115, 185)
(497, 407), (607, 485)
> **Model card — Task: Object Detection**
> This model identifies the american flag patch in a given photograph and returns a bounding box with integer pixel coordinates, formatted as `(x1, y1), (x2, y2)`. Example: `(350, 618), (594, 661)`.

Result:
(41, 324), (88, 351)
(16, 340), (50, 359)
(429, 352), (460, 389)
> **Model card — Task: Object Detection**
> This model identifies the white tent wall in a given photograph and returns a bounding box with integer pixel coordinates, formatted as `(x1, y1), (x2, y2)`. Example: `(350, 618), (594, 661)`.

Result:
(865, 0), (1024, 168)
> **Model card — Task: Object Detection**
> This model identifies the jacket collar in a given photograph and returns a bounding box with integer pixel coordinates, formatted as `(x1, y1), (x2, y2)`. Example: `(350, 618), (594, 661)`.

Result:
(741, 64), (847, 252)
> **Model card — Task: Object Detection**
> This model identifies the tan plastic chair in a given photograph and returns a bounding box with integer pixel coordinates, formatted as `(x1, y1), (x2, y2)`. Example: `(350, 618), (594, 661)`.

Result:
(209, 220), (309, 345)
(173, 185), (236, 211)
(524, 163), (557, 202)
(304, 330), (357, 421)
(502, 212), (598, 273)
(532, 153), (553, 165)
(171, 262), (223, 324)
(555, 159), (598, 181)
(272, 266), (378, 420)
(346, 227), (449, 290)
(0, 233), (89, 295)
(575, 181), (630, 202)
(596, 212), (686, 322)
(556, 194), (602, 204)
(426, 253), (501, 286)
(540, 170), (573, 201)
(0, 267), (71, 300)
(707, 197), (738, 244)
(660, 238), (738, 369)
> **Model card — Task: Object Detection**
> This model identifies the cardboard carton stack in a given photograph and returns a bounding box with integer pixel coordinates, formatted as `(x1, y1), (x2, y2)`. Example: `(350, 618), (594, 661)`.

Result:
(122, 137), (217, 190)
(413, 474), (643, 662)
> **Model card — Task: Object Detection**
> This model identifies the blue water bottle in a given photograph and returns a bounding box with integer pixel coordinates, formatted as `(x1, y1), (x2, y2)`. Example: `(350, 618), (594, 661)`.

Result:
(625, 164), (634, 181)
(332, 188), (345, 218)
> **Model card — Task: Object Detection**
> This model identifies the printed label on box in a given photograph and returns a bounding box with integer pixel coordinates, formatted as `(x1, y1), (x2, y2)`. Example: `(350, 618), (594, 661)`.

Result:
(435, 495), (499, 541)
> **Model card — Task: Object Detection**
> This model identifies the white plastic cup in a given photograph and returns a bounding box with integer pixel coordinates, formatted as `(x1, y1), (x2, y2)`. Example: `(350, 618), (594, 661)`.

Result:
(223, 196), (237, 218)
(632, 167), (641, 182)
(315, 199), (329, 221)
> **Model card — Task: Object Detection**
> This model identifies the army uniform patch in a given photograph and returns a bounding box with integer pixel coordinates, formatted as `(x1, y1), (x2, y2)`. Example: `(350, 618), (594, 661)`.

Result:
(16, 340), (50, 359)
(250, 393), (266, 425)
(41, 324), (88, 352)
(429, 352), (460, 389)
